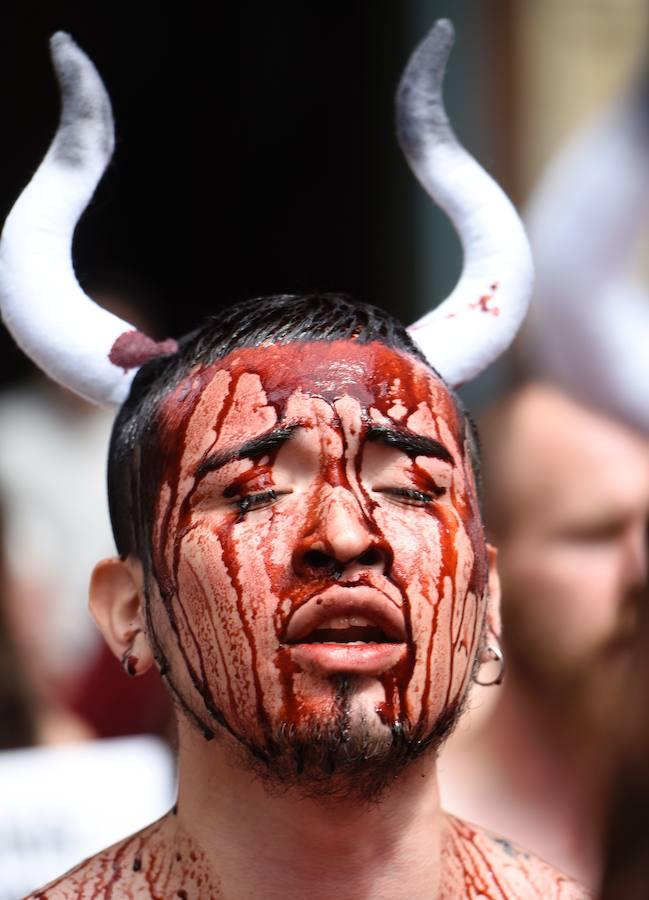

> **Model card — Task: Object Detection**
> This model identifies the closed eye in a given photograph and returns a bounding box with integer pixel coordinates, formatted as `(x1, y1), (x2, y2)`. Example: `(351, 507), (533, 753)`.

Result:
(379, 486), (445, 507)
(233, 489), (291, 515)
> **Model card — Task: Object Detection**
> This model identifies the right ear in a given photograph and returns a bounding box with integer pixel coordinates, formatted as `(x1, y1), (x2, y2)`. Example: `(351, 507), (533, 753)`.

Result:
(89, 556), (154, 677)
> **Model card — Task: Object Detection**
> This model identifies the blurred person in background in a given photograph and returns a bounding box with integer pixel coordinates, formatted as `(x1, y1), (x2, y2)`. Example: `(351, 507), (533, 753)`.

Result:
(440, 384), (649, 889)
(598, 574), (649, 900)
(0, 288), (176, 898)
(0, 279), (172, 744)
(0, 492), (38, 751)
(440, 70), (649, 891)
(0, 375), (106, 747)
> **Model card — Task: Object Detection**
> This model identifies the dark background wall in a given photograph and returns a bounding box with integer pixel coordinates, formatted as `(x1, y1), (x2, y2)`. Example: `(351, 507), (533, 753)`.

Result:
(0, 1), (515, 391)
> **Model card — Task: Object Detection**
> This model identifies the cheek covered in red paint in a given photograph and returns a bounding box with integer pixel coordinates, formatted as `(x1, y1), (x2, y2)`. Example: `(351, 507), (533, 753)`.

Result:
(148, 341), (487, 745)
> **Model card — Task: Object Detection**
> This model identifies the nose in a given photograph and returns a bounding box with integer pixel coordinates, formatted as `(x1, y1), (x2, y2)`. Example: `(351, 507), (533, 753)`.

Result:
(292, 486), (391, 577)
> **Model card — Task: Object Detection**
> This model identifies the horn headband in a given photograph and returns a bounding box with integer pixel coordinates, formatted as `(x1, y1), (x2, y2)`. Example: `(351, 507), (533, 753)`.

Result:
(523, 77), (649, 434)
(399, 21), (533, 386)
(0, 20), (533, 406)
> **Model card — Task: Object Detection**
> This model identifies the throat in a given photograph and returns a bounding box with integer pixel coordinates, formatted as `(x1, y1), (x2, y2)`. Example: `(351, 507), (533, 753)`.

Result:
(176, 735), (445, 900)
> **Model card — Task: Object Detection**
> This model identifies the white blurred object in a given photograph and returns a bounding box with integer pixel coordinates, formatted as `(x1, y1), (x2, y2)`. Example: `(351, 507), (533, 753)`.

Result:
(397, 20), (533, 387)
(0, 736), (175, 898)
(0, 33), (142, 409)
(523, 83), (649, 433)
(0, 384), (115, 678)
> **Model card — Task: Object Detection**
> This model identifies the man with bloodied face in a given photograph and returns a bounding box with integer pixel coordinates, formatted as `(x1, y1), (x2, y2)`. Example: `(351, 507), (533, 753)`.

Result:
(1, 21), (590, 900)
(101, 305), (491, 797)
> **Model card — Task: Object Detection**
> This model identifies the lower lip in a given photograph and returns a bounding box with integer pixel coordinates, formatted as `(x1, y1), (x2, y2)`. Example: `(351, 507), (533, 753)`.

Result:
(287, 642), (406, 675)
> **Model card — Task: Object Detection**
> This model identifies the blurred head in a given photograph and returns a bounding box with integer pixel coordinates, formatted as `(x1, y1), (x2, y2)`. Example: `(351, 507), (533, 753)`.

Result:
(90, 294), (498, 798)
(481, 382), (649, 720)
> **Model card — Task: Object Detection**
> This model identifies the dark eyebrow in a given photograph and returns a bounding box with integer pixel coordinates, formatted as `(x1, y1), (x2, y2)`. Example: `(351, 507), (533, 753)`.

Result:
(365, 423), (454, 466)
(195, 425), (298, 478)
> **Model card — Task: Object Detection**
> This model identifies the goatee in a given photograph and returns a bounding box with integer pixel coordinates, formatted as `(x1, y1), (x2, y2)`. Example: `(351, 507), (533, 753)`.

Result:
(239, 675), (466, 804)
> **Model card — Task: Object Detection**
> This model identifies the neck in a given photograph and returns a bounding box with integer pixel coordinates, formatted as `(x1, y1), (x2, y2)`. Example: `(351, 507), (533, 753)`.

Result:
(173, 721), (446, 900)
(485, 668), (609, 791)
(470, 670), (609, 885)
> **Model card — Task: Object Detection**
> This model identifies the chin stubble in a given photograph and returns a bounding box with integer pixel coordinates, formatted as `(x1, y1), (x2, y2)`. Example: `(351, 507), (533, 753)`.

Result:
(234, 674), (468, 804)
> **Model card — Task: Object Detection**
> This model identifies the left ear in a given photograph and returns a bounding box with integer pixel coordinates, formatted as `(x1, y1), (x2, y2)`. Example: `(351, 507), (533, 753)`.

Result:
(485, 542), (501, 640)
(89, 556), (155, 677)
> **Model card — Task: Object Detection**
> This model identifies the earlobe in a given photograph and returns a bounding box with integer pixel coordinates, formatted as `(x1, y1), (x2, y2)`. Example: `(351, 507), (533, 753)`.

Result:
(89, 556), (154, 676)
(471, 543), (505, 685)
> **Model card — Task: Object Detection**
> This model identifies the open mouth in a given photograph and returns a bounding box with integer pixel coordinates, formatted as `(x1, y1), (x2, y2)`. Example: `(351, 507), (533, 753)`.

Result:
(299, 616), (401, 645)
(284, 587), (407, 647)
(284, 588), (407, 674)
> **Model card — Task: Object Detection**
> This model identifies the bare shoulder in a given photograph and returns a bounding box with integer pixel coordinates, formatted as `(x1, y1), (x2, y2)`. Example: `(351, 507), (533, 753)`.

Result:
(26, 814), (222, 899)
(25, 819), (167, 899)
(441, 814), (592, 900)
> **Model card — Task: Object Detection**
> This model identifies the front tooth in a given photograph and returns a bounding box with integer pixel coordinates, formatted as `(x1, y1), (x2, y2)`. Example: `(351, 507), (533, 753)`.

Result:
(318, 616), (372, 629)
(323, 640), (364, 644)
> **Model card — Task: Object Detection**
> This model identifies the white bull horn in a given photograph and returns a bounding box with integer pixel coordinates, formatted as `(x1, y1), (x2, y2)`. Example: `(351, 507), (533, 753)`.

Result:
(397, 19), (533, 387)
(523, 82), (649, 435)
(0, 33), (177, 408)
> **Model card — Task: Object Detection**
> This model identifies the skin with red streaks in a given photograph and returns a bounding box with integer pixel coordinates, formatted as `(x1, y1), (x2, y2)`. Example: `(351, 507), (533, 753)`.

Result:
(28, 815), (223, 899)
(28, 812), (589, 898)
(146, 340), (486, 756)
(27, 342), (591, 898)
(439, 817), (591, 899)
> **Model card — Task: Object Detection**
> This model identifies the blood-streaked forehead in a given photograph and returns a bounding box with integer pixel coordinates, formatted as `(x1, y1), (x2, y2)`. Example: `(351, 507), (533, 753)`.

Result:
(157, 340), (463, 465)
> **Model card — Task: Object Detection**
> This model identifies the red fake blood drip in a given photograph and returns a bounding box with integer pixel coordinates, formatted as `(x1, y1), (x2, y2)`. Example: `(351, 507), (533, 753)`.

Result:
(34, 801), (224, 895)
(275, 649), (302, 726)
(149, 363), (272, 743)
(273, 417), (380, 730)
(408, 459), (450, 728)
(448, 817), (511, 900)
(469, 280), (501, 317)
(252, 343), (421, 736)
(359, 363), (422, 728)
(150, 369), (231, 739)
(276, 451), (321, 727)
(172, 373), (253, 738)
(224, 465), (274, 498)
(441, 281), (502, 322)
(270, 350), (417, 733)
(170, 367), (294, 742)
(438, 503), (460, 711)
(218, 407), (299, 737)
(219, 499), (272, 734)
(370, 359), (461, 732)
(109, 330), (178, 371)
(150, 341), (482, 748)
(345, 416), (414, 731)
(470, 295), (500, 316)
(367, 349), (460, 732)
(170, 373), (238, 704)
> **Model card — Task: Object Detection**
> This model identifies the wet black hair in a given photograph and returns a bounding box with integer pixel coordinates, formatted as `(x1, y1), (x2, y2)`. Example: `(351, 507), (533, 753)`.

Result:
(107, 293), (480, 570)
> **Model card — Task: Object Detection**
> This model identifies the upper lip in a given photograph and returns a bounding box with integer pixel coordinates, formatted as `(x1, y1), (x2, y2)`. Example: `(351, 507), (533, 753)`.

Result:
(283, 585), (407, 644)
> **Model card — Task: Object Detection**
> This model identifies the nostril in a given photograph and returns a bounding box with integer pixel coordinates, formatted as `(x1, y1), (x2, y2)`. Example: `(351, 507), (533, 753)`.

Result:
(304, 549), (333, 569)
(357, 547), (383, 567)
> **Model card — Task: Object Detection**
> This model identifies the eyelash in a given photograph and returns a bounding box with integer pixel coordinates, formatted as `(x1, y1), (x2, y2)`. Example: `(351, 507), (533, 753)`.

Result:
(383, 487), (441, 506)
(235, 489), (278, 514)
